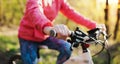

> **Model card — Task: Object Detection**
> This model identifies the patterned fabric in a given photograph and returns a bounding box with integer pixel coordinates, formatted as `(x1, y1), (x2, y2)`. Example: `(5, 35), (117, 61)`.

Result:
(19, 37), (72, 64)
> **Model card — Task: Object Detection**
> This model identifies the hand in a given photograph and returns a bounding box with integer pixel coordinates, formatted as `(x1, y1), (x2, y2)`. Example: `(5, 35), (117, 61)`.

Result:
(96, 24), (107, 36)
(43, 26), (53, 35)
(96, 24), (106, 32)
(53, 24), (71, 40)
(43, 24), (71, 40)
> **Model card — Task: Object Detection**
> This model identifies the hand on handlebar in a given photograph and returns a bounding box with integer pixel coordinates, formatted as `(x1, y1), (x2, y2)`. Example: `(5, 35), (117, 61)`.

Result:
(96, 24), (106, 32)
(45, 25), (109, 49)
(44, 24), (108, 43)
(53, 24), (71, 40)
(44, 24), (71, 40)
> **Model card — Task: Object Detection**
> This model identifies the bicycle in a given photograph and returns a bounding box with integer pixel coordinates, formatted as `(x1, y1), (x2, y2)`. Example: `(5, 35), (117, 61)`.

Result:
(8, 27), (111, 64)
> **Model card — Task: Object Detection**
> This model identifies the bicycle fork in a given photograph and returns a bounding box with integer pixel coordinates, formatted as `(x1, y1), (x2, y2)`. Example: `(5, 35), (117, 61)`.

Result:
(64, 43), (94, 64)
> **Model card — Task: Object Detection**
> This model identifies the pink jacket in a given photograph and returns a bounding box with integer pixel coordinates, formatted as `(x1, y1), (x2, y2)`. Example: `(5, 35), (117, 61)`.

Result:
(18, 0), (96, 42)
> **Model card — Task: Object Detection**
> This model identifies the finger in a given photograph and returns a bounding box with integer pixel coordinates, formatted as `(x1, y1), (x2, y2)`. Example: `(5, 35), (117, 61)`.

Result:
(102, 24), (106, 31)
(54, 25), (61, 33)
(62, 25), (69, 36)
(54, 25), (66, 37)
(57, 24), (67, 36)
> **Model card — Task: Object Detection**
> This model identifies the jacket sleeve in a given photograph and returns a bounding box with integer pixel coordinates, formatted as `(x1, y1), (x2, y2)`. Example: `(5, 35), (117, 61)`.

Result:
(26, 0), (52, 34)
(60, 0), (96, 29)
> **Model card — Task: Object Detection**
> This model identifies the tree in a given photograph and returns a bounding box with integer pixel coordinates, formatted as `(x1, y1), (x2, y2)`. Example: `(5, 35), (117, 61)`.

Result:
(113, 0), (120, 40)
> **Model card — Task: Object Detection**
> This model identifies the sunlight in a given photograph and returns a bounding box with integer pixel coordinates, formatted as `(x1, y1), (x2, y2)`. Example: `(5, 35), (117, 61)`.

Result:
(97, 0), (118, 4)
(108, 0), (118, 4)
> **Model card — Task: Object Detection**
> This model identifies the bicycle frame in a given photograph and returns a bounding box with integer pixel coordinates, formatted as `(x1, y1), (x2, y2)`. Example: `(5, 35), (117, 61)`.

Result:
(65, 49), (93, 64)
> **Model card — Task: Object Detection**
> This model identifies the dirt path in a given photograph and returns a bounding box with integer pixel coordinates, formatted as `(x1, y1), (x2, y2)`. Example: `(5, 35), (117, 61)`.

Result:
(0, 26), (18, 36)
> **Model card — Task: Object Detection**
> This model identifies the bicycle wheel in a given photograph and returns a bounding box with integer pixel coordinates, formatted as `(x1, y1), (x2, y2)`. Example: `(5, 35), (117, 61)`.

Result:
(89, 43), (111, 64)
(88, 43), (104, 56)
(71, 43), (104, 56)
(8, 54), (23, 64)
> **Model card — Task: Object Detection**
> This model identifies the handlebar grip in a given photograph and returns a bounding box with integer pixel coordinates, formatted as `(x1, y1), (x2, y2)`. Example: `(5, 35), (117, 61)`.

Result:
(50, 30), (57, 37)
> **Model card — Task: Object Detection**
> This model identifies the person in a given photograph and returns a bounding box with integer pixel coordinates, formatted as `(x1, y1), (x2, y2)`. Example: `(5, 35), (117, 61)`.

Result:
(18, 0), (106, 64)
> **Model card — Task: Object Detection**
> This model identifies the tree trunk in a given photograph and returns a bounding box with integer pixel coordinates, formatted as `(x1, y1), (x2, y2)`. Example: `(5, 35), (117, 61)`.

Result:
(104, 0), (110, 34)
(113, 0), (120, 40)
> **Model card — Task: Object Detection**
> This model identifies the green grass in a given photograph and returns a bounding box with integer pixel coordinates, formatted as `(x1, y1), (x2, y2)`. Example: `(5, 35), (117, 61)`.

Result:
(0, 35), (19, 52)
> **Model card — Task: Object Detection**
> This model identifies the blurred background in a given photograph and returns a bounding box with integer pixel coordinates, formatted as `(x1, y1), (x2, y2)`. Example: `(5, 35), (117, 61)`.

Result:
(0, 0), (120, 64)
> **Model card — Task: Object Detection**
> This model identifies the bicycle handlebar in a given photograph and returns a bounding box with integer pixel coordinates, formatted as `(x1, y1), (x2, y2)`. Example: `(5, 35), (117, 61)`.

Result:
(50, 27), (110, 52)
(50, 27), (111, 63)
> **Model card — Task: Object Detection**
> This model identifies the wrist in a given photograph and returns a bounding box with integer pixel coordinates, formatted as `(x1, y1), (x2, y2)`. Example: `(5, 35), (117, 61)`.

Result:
(43, 26), (53, 35)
